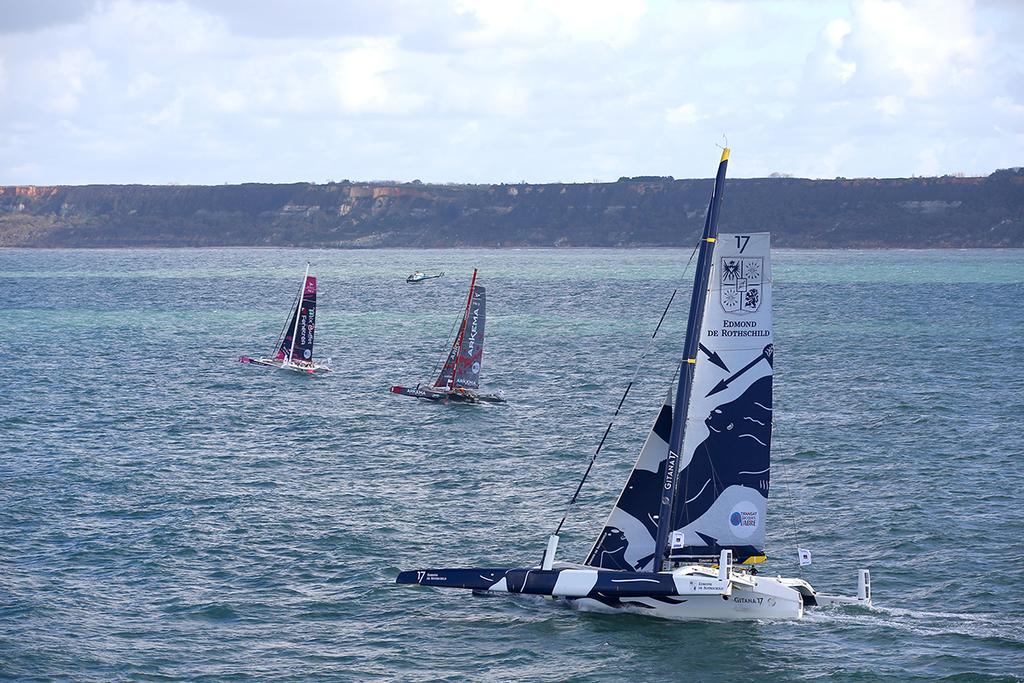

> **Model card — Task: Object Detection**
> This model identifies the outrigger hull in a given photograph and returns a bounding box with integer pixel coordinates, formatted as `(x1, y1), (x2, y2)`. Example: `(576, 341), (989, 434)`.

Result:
(239, 356), (332, 374)
(389, 384), (505, 403)
(396, 564), (813, 621)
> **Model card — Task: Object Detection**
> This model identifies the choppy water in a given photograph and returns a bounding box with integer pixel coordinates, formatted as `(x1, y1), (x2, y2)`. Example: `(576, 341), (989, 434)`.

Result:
(1, 248), (1022, 682)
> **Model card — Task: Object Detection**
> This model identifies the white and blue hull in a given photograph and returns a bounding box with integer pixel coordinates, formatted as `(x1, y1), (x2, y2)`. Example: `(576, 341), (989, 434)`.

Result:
(395, 552), (868, 622)
(568, 573), (805, 621)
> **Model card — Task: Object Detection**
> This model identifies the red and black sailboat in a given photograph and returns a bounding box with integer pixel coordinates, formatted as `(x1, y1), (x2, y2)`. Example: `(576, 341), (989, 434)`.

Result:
(390, 269), (503, 403)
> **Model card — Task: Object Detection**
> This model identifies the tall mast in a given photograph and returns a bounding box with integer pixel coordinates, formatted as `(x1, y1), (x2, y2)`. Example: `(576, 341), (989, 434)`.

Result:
(652, 148), (730, 570)
(287, 262), (310, 366)
(449, 268), (478, 389)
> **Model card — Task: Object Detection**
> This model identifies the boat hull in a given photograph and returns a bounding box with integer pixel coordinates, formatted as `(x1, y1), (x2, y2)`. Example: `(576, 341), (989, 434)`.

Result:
(239, 356), (332, 374)
(389, 384), (505, 403)
(568, 576), (803, 621)
(396, 564), (806, 621)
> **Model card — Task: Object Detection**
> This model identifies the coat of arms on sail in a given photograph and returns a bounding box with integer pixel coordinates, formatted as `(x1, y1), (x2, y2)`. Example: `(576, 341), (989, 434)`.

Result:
(720, 257), (763, 313)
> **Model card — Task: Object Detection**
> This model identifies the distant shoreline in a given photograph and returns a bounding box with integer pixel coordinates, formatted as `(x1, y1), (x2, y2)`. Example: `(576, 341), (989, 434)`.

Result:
(4, 241), (1019, 249)
(3, 171), (1021, 248)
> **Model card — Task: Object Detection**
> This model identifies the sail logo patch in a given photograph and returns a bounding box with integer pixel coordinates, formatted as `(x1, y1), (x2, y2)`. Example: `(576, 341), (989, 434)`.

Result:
(729, 501), (759, 538)
(720, 257), (762, 314)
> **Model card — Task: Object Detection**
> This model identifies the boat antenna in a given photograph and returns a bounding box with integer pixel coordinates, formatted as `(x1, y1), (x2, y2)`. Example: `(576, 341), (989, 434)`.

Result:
(549, 240), (701, 544)
(718, 134), (728, 151)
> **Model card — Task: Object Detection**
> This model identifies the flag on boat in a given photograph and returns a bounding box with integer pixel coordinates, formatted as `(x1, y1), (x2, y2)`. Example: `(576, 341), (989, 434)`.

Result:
(798, 548), (812, 566)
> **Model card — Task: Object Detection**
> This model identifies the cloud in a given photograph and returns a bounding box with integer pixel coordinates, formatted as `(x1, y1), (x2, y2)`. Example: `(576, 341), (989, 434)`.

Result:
(36, 48), (104, 115)
(841, 0), (988, 98)
(0, 0), (1019, 184)
(806, 19), (856, 88)
(0, 0), (97, 34)
(665, 103), (705, 125)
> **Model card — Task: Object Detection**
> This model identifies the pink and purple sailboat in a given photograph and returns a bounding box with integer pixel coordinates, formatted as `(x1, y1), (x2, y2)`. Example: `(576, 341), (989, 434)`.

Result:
(240, 263), (331, 375)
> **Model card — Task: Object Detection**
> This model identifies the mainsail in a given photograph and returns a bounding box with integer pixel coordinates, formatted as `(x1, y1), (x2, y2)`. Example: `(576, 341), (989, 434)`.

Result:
(667, 233), (773, 563)
(276, 275), (317, 364)
(638, 148), (775, 566)
(435, 272), (486, 390)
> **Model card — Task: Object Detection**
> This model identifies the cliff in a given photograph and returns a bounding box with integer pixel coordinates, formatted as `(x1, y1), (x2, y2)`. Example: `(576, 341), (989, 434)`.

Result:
(1, 170), (1021, 248)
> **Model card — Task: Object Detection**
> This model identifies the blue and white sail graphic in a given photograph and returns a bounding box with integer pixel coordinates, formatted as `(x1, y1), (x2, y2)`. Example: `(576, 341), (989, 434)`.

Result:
(584, 393), (673, 572)
(668, 232), (773, 563)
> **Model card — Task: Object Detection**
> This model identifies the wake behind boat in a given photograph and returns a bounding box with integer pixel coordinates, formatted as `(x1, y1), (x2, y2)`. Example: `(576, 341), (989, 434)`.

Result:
(395, 148), (870, 620)
(391, 269), (504, 403)
(239, 263), (331, 375)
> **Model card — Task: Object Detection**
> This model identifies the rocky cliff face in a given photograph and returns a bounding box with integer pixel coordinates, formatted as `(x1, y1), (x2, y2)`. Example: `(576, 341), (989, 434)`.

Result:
(1, 170), (1021, 248)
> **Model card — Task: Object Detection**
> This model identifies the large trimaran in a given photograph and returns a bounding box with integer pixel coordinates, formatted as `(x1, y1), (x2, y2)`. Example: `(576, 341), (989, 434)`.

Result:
(396, 149), (871, 620)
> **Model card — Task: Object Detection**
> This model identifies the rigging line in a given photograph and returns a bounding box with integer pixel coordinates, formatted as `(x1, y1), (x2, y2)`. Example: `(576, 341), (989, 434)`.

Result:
(552, 240), (701, 538)
(771, 413), (810, 574)
(426, 296), (465, 382)
(271, 287), (302, 358)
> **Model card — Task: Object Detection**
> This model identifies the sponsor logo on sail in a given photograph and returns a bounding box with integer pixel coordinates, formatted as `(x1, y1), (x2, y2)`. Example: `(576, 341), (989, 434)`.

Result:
(720, 257), (763, 314)
(729, 500), (759, 539)
(465, 300), (481, 357)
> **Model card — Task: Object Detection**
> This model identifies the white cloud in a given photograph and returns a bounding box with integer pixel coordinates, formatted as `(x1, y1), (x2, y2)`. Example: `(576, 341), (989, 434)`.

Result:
(455, 0), (647, 49)
(326, 40), (413, 114)
(665, 103), (705, 125)
(0, 0), (1018, 184)
(875, 95), (905, 116)
(40, 48), (104, 114)
(843, 0), (988, 99)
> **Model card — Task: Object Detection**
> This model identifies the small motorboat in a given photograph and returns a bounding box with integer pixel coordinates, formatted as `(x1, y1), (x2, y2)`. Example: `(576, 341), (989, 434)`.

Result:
(406, 271), (444, 283)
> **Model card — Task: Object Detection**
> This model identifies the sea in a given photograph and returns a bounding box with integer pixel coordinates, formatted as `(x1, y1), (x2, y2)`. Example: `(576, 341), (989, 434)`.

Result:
(1, 247), (1022, 682)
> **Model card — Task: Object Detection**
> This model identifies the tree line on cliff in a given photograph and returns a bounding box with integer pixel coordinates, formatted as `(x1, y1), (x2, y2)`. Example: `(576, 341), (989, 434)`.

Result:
(1, 169), (1021, 248)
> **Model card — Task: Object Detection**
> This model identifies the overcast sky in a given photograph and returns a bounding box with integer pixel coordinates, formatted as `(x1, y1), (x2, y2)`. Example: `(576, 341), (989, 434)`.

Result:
(1, 0), (1021, 185)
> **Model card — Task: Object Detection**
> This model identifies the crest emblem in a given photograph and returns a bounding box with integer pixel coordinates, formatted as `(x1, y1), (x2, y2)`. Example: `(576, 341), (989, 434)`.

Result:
(720, 257), (763, 313)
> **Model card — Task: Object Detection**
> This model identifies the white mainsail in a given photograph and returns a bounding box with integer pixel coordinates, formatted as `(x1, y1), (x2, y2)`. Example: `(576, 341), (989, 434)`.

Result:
(668, 232), (773, 562)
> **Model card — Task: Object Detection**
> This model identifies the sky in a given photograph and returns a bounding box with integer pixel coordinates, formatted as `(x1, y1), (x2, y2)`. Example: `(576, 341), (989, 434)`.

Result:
(0, 0), (1021, 185)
